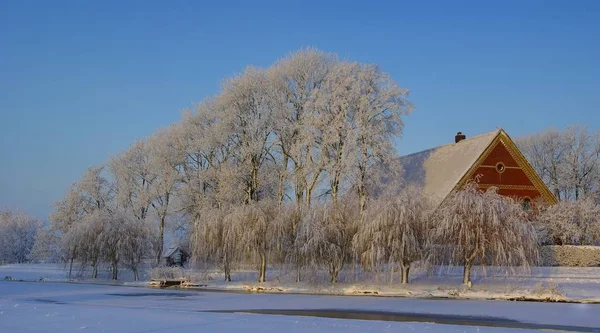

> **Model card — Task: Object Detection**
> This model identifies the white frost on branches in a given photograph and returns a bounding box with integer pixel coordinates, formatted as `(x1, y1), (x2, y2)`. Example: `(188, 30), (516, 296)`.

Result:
(0, 210), (41, 264)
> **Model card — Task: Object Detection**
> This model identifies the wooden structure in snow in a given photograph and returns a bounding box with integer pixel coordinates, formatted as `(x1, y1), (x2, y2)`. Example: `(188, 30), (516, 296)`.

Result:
(162, 246), (189, 267)
(399, 129), (557, 207)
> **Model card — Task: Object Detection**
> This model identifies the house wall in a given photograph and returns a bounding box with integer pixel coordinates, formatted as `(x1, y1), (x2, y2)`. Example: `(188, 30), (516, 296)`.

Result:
(467, 140), (543, 202)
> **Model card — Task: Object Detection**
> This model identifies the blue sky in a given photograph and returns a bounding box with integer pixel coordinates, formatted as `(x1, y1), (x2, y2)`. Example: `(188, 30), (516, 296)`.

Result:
(1, 0), (599, 220)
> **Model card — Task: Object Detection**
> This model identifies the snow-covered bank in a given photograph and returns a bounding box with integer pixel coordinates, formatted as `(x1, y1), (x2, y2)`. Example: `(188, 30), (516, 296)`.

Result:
(176, 266), (600, 303)
(0, 263), (151, 284)
(3, 263), (600, 303)
(2, 281), (599, 333)
(182, 279), (598, 303)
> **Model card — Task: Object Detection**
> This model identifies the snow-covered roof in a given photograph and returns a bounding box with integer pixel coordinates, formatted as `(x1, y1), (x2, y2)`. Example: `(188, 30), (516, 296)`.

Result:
(162, 246), (188, 258)
(399, 129), (501, 204)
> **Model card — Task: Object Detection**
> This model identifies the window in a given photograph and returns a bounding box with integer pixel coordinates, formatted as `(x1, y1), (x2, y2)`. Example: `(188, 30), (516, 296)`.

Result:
(496, 162), (505, 173)
(523, 198), (531, 211)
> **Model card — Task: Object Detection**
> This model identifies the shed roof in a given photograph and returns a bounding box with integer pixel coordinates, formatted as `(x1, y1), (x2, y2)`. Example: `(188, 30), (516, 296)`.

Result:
(162, 246), (188, 258)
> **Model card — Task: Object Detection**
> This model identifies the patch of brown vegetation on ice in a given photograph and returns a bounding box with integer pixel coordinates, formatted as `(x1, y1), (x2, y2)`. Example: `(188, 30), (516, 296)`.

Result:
(244, 286), (285, 292)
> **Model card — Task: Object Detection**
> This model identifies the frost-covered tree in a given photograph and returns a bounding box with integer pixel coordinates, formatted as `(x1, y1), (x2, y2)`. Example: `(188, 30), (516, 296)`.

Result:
(561, 126), (600, 200)
(191, 207), (233, 281)
(518, 126), (600, 201)
(296, 199), (358, 283)
(77, 166), (113, 212)
(96, 210), (125, 280)
(224, 201), (278, 282)
(75, 211), (105, 278)
(217, 67), (276, 203)
(308, 61), (357, 204)
(429, 184), (539, 285)
(535, 198), (600, 245)
(44, 164), (154, 280)
(109, 140), (154, 221)
(353, 187), (431, 284)
(47, 166), (113, 278)
(270, 48), (338, 206)
(176, 106), (231, 212)
(29, 226), (63, 263)
(146, 128), (182, 264)
(0, 210), (42, 264)
(120, 211), (154, 281)
(276, 204), (305, 282)
(518, 129), (565, 199)
(347, 63), (412, 214)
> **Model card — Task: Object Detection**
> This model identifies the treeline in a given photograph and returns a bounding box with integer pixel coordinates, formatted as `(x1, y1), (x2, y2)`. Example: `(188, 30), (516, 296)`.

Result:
(194, 183), (539, 285)
(22, 49), (600, 284)
(518, 126), (600, 246)
(33, 48), (413, 280)
(518, 126), (600, 201)
(0, 210), (40, 264)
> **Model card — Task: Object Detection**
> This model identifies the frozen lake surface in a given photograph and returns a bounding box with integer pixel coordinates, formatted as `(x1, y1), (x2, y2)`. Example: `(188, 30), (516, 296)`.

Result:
(1, 281), (599, 333)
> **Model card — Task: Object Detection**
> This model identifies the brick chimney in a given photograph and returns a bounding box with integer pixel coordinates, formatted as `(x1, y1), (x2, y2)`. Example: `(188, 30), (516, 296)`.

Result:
(455, 132), (466, 143)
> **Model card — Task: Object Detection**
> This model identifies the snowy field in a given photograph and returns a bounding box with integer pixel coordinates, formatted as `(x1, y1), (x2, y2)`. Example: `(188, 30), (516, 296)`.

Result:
(1, 280), (600, 333)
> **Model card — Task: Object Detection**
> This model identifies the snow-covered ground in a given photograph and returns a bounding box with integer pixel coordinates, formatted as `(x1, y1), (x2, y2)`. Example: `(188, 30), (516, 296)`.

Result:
(1, 280), (599, 333)
(0, 263), (151, 283)
(3, 263), (600, 302)
(186, 265), (600, 303)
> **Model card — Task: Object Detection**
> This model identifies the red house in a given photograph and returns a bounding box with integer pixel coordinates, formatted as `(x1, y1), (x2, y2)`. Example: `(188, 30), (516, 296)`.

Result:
(400, 129), (557, 207)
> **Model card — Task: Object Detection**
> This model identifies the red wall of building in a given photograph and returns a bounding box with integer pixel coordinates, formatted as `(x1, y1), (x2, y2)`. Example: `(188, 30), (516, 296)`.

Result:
(467, 141), (543, 201)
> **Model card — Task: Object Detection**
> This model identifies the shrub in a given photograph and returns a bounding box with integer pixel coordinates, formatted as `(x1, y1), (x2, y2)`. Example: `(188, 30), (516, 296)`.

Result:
(540, 245), (600, 267)
(150, 266), (188, 280)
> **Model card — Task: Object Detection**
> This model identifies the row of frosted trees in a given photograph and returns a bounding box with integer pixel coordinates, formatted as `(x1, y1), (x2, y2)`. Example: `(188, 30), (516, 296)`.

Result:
(518, 126), (600, 202)
(40, 48), (414, 280)
(518, 127), (600, 246)
(194, 184), (540, 286)
(38, 48), (599, 284)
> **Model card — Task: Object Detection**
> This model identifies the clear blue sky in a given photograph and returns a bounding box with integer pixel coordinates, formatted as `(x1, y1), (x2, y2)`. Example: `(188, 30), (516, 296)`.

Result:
(1, 0), (599, 220)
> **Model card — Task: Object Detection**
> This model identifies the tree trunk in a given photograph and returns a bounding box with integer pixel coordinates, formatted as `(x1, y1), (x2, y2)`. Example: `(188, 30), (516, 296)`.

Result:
(330, 272), (338, 284)
(258, 252), (266, 283)
(92, 264), (98, 279)
(295, 175), (304, 204)
(112, 262), (118, 280)
(331, 184), (338, 203)
(224, 253), (231, 282)
(359, 192), (367, 216)
(296, 266), (301, 283)
(133, 268), (139, 281)
(331, 135), (345, 203)
(329, 264), (340, 284)
(156, 215), (165, 265)
(251, 162), (259, 202)
(225, 266), (231, 282)
(400, 263), (410, 284)
(463, 261), (472, 285)
(68, 257), (74, 279)
(278, 156), (288, 206)
(277, 174), (285, 207)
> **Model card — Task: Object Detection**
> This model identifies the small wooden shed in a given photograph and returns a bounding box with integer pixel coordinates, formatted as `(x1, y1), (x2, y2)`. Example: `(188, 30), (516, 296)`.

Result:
(162, 246), (189, 267)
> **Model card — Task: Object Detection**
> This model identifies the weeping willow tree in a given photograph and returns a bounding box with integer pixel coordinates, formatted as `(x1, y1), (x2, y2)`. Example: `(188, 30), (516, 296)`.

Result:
(223, 201), (278, 283)
(353, 186), (431, 284)
(429, 183), (539, 285)
(296, 199), (359, 284)
(276, 204), (306, 282)
(191, 208), (233, 281)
